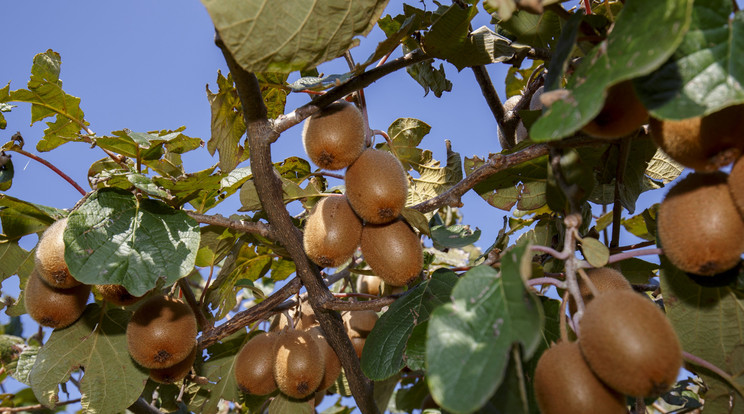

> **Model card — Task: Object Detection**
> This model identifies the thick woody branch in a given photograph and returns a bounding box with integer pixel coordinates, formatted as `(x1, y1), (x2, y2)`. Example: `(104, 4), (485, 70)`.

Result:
(272, 49), (430, 136)
(186, 211), (276, 240)
(216, 35), (378, 414)
(471, 66), (505, 132)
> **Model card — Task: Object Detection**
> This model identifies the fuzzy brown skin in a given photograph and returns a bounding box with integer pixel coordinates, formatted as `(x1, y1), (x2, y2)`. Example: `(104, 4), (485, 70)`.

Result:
(345, 149), (408, 224)
(126, 295), (197, 369)
(273, 329), (324, 399)
(25, 269), (90, 329)
(361, 219), (423, 286)
(569, 267), (631, 314)
(579, 290), (682, 397)
(534, 341), (626, 414)
(97, 284), (144, 306)
(35, 218), (81, 289)
(303, 195), (362, 268)
(302, 101), (366, 171)
(356, 274), (382, 296)
(342, 310), (378, 338)
(658, 172), (744, 275)
(650, 104), (744, 172)
(581, 80), (649, 139)
(234, 332), (279, 395)
(350, 337), (365, 359)
(149, 345), (197, 384)
(306, 326), (342, 391)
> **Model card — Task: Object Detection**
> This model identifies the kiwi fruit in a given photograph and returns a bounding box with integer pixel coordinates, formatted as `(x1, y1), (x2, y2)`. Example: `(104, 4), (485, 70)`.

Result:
(126, 295), (198, 369)
(581, 80), (649, 139)
(658, 171), (744, 275)
(498, 95), (528, 148)
(360, 218), (423, 286)
(24, 269), (90, 329)
(303, 195), (362, 268)
(650, 104), (744, 172)
(149, 345), (197, 384)
(302, 101), (366, 171)
(306, 326), (341, 391)
(234, 331), (280, 395)
(579, 290), (682, 397)
(35, 218), (81, 289)
(534, 341), (626, 414)
(569, 267), (631, 314)
(345, 149), (408, 224)
(356, 274), (382, 296)
(342, 310), (378, 338)
(96, 284), (144, 306)
(351, 337), (365, 358)
(273, 329), (325, 399)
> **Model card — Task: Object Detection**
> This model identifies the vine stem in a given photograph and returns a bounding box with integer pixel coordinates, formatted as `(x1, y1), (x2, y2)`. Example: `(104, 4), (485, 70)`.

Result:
(7, 146), (86, 196)
(0, 399), (82, 413)
(683, 351), (744, 398)
(606, 248), (662, 265)
(527, 277), (567, 290)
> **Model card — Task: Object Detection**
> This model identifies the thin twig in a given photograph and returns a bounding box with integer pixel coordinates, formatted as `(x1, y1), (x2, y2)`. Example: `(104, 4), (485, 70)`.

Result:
(186, 211), (275, 240)
(527, 277), (567, 290)
(0, 399), (82, 413)
(683, 351), (744, 399)
(606, 248), (663, 265)
(609, 240), (655, 253)
(177, 279), (209, 331)
(471, 65), (506, 138)
(610, 137), (631, 248)
(6, 145), (87, 196)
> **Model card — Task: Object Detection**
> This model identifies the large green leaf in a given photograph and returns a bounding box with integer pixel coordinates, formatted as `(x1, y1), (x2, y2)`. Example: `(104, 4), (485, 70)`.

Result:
(7, 50), (88, 151)
(63, 189), (200, 296)
(0, 241), (35, 282)
(0, 194), (64, 241)
(426, 242), (543, 413)
(658, 258), (744, 409)
(202, 0), (389, 72)
(498, 9), (563, 49)
(361, 269), (458, 380)
(407, 143), (463, 208)
(29, 305), (148, 413)
(637, 0), (744, 119)
(531, 0), (694, 141)
(464, 153), (548, 211)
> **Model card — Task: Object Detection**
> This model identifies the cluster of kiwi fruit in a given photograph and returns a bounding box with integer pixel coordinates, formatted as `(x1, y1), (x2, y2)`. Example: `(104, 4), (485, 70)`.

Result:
(301, 100), (423, 287)
(234, 303), (377, 400)
(535, 268), (683, 413)
(25, 218), (195, 384)
(653, 104), (744, 276)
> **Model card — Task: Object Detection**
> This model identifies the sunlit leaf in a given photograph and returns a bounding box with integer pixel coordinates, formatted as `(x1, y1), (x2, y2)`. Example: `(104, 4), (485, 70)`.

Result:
(206, 71), (248, 173)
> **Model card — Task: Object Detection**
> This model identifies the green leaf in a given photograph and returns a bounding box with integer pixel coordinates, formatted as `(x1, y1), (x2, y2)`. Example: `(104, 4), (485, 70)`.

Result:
(256, 72), (289, 119)
(153, 165), (226, 213)
(0, 242), (35, 282)
(361, 269), (458, 380)
(531, 0), (694, 141)
(0, 153), (13, 184)
(63, 189), (201, 297)
(203, 0), (389, 72)
(431, 224), (481, 249)
(206, 71), (248, 173)
(29, 305), (149, 412)
(465, 153), (548, 211)
(195, 225), (238, 268)
(126, 173), (170, 199)
(544, 10), (584, 91)
(11, 345), (39, 386)
(407, 141), (463, 208)
(614, 258), (658, 284)
(658, 257), (744, 407)
(8, 50), (88, 151)
(406, 57), (453, 98)
(0, 194), (64, 241)
(401, 207), (431, 237)
(422, 5), (522, 70)
(426, 242), (543, 413)
(378, 118), (431, 171)
(638, 1), (744, 119)
(267, 393), (314, 414)
(498, 9), (563, 49)
(191, 331), (247, 414)
(403, 322), (427, 371)
(580, 237), (609, 267)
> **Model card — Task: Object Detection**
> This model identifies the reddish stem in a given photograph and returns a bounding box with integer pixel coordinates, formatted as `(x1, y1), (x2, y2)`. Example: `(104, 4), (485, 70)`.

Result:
(583, 0), (592, 14)
(10, 148), (86, 196)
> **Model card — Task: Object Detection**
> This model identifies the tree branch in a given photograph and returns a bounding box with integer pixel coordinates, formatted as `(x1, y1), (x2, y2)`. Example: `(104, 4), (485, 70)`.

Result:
(216, 34), (378, 414)
(471, 65), (506, 135)
(186, 211), (275, 240)
(127, 398), (164, 414)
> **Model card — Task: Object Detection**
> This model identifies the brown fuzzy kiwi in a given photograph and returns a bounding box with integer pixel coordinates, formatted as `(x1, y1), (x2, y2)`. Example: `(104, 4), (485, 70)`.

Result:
(24, 269), (90, 329)
(351, 337), (365, 359)
(356, 274), (382, 296)
(149, 345), (197, 384)
(498, 95), (528, 148)
(650, 104), (744, 172)
(569, 267), (632, 314)
(345, 149), (408, 224)
(273, 329), (325, 399)
(342, 310), (378, 338)
(658, 171), (744, 275)
(302, 101), (366, 171)
(306, 326), (342, 391)
(35, 218), (81, 289)
(303, 195), (362, 268)
(579, 290), (682, 397)
(234, 331), (280, 395)
(96, 284), (144, 306)
(581, 80), (649, 139)
(534, 341), (626, 414)
(126, 295), (198, 369)
(360, 219), (423, 286)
